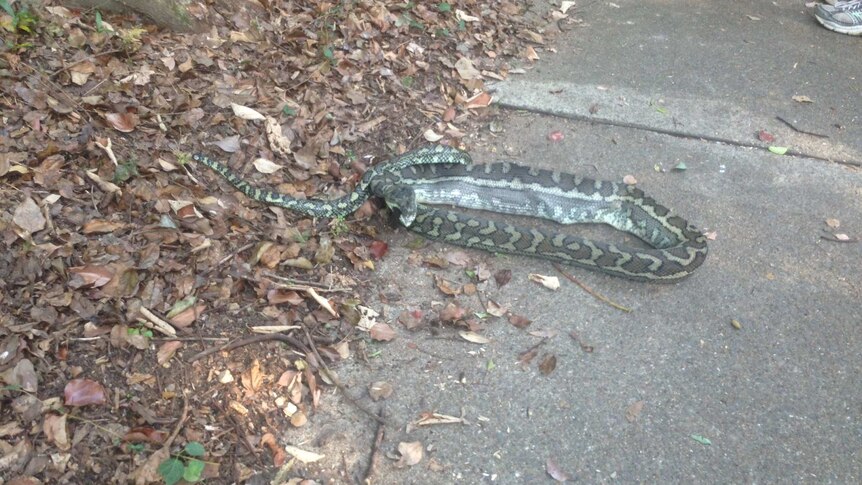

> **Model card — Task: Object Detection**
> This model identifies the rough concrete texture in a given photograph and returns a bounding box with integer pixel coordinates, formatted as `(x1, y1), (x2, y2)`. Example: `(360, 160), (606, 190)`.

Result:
(284, 1), (861, 483)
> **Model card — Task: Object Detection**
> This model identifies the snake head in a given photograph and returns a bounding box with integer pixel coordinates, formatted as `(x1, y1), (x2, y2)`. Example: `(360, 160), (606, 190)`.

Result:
(379, 185), (418, 227)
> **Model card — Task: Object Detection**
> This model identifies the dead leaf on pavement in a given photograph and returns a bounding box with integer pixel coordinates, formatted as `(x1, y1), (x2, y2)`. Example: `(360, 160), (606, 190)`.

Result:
(394, 441), (424, 467)
(546, 457), (572, 481)
(64, 378), (107, 407)
(538, 354), (557, 375)
(626, 400), (645, 423)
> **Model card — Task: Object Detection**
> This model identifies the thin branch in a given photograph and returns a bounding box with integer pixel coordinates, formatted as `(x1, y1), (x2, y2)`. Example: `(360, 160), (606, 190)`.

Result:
(553, 264), (632, 313)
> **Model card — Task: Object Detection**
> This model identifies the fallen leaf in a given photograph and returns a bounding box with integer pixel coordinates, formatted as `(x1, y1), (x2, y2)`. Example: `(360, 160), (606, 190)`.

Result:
(622, 175), (638, 185)
(156, 341), (182, 365)
(517, 347), (539, 366)
(825, 218), (840, 229)
(494, 269), (512, 287)
(13, 197), (45, 235)
(369, 323), (396, 341)
(768, 146), (788, 155)
(454, 57), (481, 80)
(757, 130), (775, 143)
(440, 303), (466, 322)
(485, 299), (508, 317)
(625, 400), (644, 422)
(43, 414), (71, 451)
(105, 112), (137, 132)
(231, 103), (266, 120)
(423, 128), (444, 142)
(529, 273), (560, 290)
(369, 381), (393, 401)
(508, 313), (532, 329)
(691, 434), (712, 445)
(213, 135), (241, 153)
(547, 130), (564, 142)
(5, 358), (38, 392)
(791, 95), (813, 103)
(284, 445), (325, 463)
(538, 354), (557, 375)
(546, 458), (571, 481)
(395, 441), (423, 467)
(459, 331), (490, 344)
(64, 378), (107, 406)
(252, 158), (282, 174)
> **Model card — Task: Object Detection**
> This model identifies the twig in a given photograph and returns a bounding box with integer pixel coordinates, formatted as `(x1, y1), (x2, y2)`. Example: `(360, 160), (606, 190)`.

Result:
(552, 264), (632, 313)
(362, 407), (387, 484)
(95, 137), (119, 166)
(300, 322), (387, 425)
(49, 49), (124, 78)
(262, 271), (352, 292)
(186, 333), (307, 362)
(775, 116), (829, 139)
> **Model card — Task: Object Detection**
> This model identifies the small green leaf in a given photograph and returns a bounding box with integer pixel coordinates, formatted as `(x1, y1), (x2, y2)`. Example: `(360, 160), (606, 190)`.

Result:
(691, 434), (712, 446)
(184, 441), (206, 457)
(487, 359), (496, 370)
(183, 458), (205, 483)
(167, 296), (197, 319)
(768, 146), (788, 155)
(655, 105), (668, 115)
(672, 162), (687, 171)
(158, 458), (185, 485)
(474, 312), (489, 319)
(95, 10), (103, 32)
(0, 1), (14, 16)
(322, 46), (334, 60)
(464, 269), (477, 279)
(401, 75), (414, 88)
(438, 2), (452, 12)
(282, 105), (297, 116)
(113, 160), (138, 184)
(127, 443), (145, 453)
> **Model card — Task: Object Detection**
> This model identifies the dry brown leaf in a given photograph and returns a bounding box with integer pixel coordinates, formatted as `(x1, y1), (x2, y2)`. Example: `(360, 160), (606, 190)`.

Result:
(546, 458), (572, 481)
(64, 378), (107, 406)
(242, 359), (264, 392)
(105, 112), (137, 132)
(395, 441), (423, 467)
(485, 299), (508, 317)
(459, 331), (491, 344)
(369, 322), (396, 341)
(12, 197), (45, 235)
(369, 381), (393, 401)
(253, 158), (282, 174)
(791, 95), (813, 103)
(156, 341), (182, 365)
(508, 313), (532, 329)
(231, 103), (266, 120)
(82, 219), (127, 234)
(625, 400), (645, 423)
(455, 57), (481, 80)
(284, 445), (325, 463)
(43, 414), (71, 451)
(538, 354), (557, 375)
(825, 218), (840, 229)
(529, 273), (560, 290)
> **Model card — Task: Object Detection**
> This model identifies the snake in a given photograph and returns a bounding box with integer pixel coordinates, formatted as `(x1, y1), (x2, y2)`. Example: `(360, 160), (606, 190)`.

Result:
(193, 146), (708, 282)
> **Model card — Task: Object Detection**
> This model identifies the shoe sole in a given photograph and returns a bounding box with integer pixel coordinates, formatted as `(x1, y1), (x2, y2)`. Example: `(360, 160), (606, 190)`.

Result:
(815, 15), (862, 35)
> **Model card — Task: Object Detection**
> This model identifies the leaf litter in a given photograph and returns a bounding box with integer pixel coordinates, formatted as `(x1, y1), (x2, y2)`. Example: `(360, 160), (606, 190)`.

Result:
(0, 1), (579, 483)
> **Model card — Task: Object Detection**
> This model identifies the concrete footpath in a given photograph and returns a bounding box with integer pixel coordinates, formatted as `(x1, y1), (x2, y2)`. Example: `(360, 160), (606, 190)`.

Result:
(302, 2), (862, 483)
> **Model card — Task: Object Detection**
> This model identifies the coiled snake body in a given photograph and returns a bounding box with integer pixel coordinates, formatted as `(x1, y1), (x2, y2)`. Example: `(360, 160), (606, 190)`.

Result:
(193, 146), (707, 282)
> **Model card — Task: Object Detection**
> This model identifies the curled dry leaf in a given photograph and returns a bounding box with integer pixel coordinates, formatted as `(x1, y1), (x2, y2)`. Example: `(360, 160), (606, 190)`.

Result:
(69, 265), (114, 288)
(395, 441), (423, 468)
(485, 299), (508, 317)
(494, 269), (512, 287)
(623, 175), (638, 185)
(791, 95), (813, 103)
(825, 218), (840, 229)
(546, 458), (572, 482)
(6, 358), (38, 392)
(284, 445), (325, 463)
(231, 102), (266, 121)
(529, 273), (560, 290)
(455, 57), (481, 80)
(423, 128), (444, 142)
(64, 378), (107, 406)
(757, 130), (775, 143)
(459, 331), (491, 344)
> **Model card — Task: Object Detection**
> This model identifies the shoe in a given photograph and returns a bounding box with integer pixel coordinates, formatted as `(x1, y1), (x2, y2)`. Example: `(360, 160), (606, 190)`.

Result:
(815, 0), (862, 35)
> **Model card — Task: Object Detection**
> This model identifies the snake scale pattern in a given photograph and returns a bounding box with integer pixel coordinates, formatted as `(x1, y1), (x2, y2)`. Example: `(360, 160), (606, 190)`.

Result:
(193, 146), (708, 282)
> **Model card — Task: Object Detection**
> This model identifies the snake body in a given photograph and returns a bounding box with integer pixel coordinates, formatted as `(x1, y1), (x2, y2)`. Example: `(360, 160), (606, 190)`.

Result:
(194, 146), (707, 281)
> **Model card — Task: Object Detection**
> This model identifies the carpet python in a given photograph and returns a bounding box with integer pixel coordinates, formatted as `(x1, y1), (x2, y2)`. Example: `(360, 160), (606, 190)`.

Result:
(194, 146), (708, 282)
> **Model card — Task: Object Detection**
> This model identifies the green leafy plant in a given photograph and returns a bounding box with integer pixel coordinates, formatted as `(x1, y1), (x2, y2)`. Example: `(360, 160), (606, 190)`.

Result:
(113, 159), (139, 184)
(158, 441), (206, 485)
(330, 216), (349, 237)
(1, 0), (37, 33)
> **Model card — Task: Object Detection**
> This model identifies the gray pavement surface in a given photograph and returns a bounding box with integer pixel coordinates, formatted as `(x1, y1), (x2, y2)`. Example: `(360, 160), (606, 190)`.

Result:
(284, 1), (862, 483)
